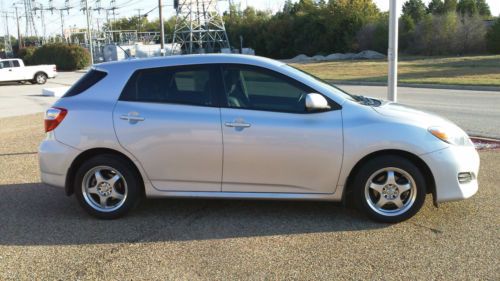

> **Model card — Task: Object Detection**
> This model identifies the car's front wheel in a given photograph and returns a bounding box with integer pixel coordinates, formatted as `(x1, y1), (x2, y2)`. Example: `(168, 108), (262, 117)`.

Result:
(353, 155), (427, 223)
(74, 154), (142, 219)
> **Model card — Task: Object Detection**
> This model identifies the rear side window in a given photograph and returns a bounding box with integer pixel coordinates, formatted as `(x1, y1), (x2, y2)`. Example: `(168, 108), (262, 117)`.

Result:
(63, 70), (107, 98)
(120, 66), (213, 107)
(12, 60), (20, 67)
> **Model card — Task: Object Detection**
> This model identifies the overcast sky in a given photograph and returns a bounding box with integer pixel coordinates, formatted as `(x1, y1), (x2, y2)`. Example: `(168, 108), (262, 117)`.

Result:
(1, 0), (499, 38)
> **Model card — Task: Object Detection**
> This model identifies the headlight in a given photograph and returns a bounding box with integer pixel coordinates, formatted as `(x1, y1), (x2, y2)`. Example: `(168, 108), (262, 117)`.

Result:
(428, 126), (473, 146)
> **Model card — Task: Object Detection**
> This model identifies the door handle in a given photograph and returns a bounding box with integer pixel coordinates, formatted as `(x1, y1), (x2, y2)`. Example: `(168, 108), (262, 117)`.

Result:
(120, 114), (145, 122)
(225, 122), (251, 128)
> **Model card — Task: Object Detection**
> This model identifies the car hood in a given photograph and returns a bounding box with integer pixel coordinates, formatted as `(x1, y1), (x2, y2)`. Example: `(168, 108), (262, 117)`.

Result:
(371, 101), (460, 130)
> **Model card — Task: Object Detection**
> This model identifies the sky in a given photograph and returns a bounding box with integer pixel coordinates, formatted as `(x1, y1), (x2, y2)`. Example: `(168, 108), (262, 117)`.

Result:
(1, 0), (499, 38)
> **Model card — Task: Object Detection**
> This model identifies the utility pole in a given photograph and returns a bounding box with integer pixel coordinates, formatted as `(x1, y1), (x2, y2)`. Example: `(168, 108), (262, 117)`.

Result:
(14, 6), (22, 48)
(59, 10), (65, 42)
(136, 9), (143, 32)
(159, 0), (165, 56)
(84, 0), (94, 64)
(387, 0), (399, 102)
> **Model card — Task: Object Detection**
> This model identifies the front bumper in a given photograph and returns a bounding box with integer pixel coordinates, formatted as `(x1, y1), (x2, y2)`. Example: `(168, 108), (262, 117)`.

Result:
(421, 145), (480, 203)
(38, 135), (80, 188)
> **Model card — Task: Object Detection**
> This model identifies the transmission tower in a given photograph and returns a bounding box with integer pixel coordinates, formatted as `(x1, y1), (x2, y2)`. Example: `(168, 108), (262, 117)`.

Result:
(1, 11), (13, 57)
(172, 0), (230, 54)
(23, 0), (38, 37)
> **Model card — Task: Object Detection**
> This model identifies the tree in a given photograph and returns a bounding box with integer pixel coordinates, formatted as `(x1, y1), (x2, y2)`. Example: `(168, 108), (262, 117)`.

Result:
(457, 0), (478, 16)
(443, 0), (458, 13)
(427, 0), (445, 15)
(455, 14), (487, 53)
(486, 17), (500, 53)
(402, 0), (427, 23)
(476, 0), (491, 17)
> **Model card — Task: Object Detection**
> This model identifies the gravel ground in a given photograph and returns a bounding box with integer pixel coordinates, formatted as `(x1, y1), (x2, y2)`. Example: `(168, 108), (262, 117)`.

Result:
(0, 114), (499, 280)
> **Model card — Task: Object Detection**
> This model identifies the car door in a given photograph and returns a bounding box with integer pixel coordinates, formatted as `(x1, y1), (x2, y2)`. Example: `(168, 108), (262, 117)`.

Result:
(0, 60), (15, 82)
(113, 64), (223, 192)
(219, 64), (343, 194)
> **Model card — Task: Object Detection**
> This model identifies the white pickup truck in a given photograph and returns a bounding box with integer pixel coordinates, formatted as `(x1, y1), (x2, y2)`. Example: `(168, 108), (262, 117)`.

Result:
(0, 58), (57, 84)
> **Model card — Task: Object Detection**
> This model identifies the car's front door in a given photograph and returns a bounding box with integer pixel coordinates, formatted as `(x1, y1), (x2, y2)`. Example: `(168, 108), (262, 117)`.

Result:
(219, 65), (343, 194)
(113, 65), (223, 192)
(0, 60), (15, 82)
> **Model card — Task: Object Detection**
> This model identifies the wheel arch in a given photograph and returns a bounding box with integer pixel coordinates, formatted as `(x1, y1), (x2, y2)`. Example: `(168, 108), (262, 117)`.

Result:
(65, 147), (145, 196)
(33, 71), (48, 79)
(343, 149), (436, 206)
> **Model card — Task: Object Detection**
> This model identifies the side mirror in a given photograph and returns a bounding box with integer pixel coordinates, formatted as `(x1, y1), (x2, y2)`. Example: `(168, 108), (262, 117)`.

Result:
(305, 93), (331, 112)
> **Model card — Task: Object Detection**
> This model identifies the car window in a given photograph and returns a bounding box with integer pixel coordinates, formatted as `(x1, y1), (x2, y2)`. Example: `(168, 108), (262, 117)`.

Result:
(63, 70), (108, 97)
(121, 66), (213, 107)
(11, 60), (20, 67)
(222, 66), (311, 113)
(0, 61), (12, 68)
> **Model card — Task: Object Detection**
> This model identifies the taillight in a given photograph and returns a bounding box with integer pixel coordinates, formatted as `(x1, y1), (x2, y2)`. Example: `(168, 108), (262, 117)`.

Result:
(44, 107), (67, 132)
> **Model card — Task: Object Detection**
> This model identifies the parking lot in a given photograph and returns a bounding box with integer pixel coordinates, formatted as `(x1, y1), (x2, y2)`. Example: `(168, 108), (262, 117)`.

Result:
(0, 76), (499, 280)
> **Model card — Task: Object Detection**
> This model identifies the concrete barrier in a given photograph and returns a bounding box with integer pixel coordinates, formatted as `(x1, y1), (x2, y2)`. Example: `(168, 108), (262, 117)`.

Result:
(42, 87), (70, 98)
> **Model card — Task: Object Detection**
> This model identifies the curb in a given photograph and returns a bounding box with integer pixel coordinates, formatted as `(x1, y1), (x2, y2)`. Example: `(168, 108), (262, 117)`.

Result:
(329, 80), (500, 92)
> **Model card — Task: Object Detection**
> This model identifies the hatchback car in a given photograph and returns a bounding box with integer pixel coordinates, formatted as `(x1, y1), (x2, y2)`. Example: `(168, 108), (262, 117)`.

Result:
(38, 54), (479, 222)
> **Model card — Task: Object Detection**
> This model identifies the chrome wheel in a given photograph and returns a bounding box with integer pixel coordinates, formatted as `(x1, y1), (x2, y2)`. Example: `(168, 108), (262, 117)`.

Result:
(82, 166), (128, 213)
(36, 73), (47, 84)
(364, 167), (417, 217)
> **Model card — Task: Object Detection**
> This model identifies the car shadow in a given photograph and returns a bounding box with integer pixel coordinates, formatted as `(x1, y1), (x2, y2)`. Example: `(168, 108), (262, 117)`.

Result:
(0, 183), (387, 246)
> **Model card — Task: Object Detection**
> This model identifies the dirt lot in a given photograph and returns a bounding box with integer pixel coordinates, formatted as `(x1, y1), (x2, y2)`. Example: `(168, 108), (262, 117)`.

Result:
(0, 114), (499, 280)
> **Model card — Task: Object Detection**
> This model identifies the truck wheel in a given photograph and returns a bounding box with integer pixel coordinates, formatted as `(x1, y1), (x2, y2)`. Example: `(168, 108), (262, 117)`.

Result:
(33, 73), (47, 84)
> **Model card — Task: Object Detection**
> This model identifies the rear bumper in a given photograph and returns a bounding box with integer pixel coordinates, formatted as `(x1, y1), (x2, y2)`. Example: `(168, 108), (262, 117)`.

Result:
(421, 145), (480, 203)
(38, 135), (80, 188)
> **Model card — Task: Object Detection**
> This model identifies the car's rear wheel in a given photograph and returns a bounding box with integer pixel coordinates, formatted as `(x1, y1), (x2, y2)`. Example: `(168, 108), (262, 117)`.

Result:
(74, 154), (141, 219)
(33, 73), (47, 84)
(353, 155), (426, 223)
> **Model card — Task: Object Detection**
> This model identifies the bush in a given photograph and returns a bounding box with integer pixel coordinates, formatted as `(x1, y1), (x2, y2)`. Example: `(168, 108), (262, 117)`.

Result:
(30, 43), (90, 71)
(486, 18), (500, 54)
(17, 47), (36, 65)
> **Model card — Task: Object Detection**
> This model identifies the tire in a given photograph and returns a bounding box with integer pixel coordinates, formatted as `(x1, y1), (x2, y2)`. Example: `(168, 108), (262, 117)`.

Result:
(352, 155), (427, 223)
(74, 154), (142, 219)
(33, 73), (47, 84)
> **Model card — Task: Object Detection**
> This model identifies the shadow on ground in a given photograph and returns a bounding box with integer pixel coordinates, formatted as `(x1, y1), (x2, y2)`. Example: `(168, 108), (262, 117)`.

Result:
(0, 183), (385, 246)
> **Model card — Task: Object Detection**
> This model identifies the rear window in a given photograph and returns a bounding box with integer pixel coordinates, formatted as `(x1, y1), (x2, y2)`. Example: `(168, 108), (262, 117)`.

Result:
(63, 70), (107, 97)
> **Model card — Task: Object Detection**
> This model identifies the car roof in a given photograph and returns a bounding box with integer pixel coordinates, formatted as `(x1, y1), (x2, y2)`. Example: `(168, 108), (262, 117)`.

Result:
(96, 54), (285, 72)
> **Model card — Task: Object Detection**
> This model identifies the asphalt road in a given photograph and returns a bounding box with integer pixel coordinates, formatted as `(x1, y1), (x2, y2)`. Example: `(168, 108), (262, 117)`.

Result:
(0, 114), (499, 280)
(337, 85), (500, 139)
(1, 72), (499, 138)
(0, 72), (80, 119)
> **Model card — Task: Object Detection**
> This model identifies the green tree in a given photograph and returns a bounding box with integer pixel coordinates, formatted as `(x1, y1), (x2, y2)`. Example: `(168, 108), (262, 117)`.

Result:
(443, 0), (458, 13)
(402, 0), (427, 23)
(457, 0), (478, 16)
(427, 0), (445, 15)
(476, 0), (491, 17)
(486, 17), (500, 53)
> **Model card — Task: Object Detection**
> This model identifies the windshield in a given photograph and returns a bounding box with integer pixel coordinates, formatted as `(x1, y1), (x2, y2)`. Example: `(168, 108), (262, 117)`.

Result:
(283, 64), (357, 101)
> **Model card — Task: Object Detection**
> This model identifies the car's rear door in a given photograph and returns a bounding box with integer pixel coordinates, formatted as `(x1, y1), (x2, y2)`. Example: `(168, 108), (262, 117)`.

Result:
(219, 64), (343, 194)
(113, 64), (223, 192)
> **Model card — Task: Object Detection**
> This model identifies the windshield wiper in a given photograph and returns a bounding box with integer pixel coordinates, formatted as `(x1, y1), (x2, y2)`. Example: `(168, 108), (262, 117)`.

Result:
(353, 95), (380, 106)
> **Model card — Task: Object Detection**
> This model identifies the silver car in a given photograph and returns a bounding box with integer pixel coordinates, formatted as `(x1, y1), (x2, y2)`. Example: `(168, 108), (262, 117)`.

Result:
(38, 54), (479, 222)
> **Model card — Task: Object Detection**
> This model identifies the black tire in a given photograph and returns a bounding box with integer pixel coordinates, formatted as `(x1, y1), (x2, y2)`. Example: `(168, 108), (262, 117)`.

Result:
(74, 154), (142, 219)
(33, 73), (47, 84)
(352, 155), (427, 223)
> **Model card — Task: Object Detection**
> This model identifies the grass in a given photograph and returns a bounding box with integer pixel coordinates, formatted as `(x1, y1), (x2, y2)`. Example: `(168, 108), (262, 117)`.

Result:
(291, 55), (500, 87)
